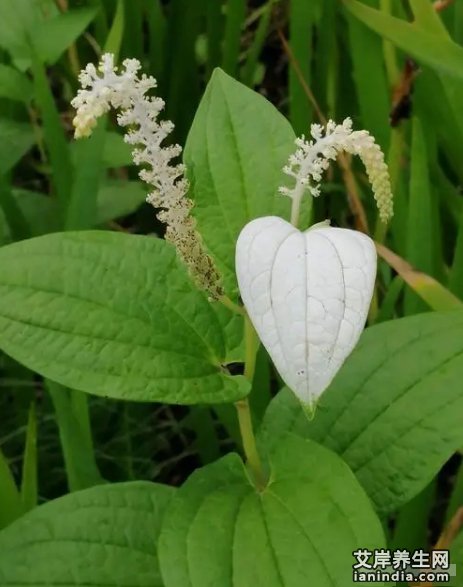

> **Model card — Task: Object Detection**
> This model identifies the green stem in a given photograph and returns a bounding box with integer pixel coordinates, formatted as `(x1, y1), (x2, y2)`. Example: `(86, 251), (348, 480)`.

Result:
(235, 315), (266, 489)
(290, 193), (303, 227)
(235, 398), (266, 489)
(219, 294), (245, 315)
(244, 314), (259, 380)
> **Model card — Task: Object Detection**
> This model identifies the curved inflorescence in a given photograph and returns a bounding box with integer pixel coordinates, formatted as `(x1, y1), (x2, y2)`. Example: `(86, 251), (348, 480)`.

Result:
(71, 53), (223, 299)
(279, 118), (393, 224)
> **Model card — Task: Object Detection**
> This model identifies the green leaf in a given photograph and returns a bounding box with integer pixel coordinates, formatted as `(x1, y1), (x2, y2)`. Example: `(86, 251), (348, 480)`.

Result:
(32, 55), (73, 217)
(102, 131), (134, 167)
(0, 0), (47, 69)
(12, 189), (57, 235)
(344, 0), (463, 80)
(184, 68), (294, 295)
(241, 1), (274, 87)
(159, 434), (385, 587)
(408, 0), (449, 37)
(71, 131), (134, 169)
(0, 212), (7, 244)
(404, 117), (442, 314)
(377, 243), (463, 312)
(345, 4), (390, 151)
(0, 177), (31, 242)
(0, 481), (174, 586)
(34, 7), (98, 64)
(0, 2), (96, 69)
(0, 231), (248, 404)
(19, 402), (37, 513)
(0, 447), (22, 530)
(0, 119), (35, 175)
(104, 0), (125, 59)
(288, 0), (322, 135)
(222, 0), (246, 76)
(0, 65), (32, 103)
(260, 310), (463, 516)
(47, 381), (103, 492)
(97, 180), (147, 223)
(66, 119), (106, 231)
(451, 531), (463, 586)
(2, 184), (149, 242)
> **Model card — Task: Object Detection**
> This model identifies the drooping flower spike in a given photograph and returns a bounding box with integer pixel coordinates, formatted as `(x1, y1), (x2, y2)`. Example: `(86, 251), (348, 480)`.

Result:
(236, 119), (393, 410)
(279, 117), (393, 225)
(72, 54), (222, 300)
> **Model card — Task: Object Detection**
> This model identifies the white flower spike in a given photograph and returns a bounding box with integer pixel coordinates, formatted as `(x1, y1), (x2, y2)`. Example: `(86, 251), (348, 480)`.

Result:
(279, 117), (393, 225)
(236, 216), (376, 409)
(71, 54), (222, 299)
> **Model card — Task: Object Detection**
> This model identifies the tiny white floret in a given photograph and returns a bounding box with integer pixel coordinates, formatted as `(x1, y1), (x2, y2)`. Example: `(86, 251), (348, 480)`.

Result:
(236, 216), (377, 408)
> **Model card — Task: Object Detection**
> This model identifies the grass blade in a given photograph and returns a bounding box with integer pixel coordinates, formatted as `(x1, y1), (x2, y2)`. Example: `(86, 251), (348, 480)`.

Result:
(121, 0), (143, 58)
(163, 0), (202, 141)
(288, 0), (322, 134)
(345, 4), (390, 151)
(146, 0), (166, 79)
(0, 447), (22, 529)
(222, 0), (246, 77)
(241, 1), (274, 87)
(104, 0), (125, 59)
(206, 0), (223, 77)
(449, 208), (463, 298)
(32, 55), (73, 222)
(20, 402), (37, 513)
(404, 117), (442, 314)
(47, 380), (103, 492)
(376, 242), (462, 311)
(0, 174), (30, 241)
(66, 119), (106, 230)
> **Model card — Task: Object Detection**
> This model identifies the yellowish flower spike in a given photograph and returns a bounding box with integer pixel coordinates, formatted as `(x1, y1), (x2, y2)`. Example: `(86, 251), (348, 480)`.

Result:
(71, 54), (223, 300)
(279, 118), (393, 225)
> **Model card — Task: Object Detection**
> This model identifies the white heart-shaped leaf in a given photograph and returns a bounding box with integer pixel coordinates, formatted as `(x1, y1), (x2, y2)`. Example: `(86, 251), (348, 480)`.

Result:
(236, 216), (377, 407)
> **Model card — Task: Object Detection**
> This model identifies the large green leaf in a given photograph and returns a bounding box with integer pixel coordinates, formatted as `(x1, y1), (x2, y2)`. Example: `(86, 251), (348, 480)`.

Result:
(184, 68), (295, 295)
(0, 231), (248, 404)
(0, 481), (174, 586)
(260, 310), (463, 516)
(159, 434), (385, 587)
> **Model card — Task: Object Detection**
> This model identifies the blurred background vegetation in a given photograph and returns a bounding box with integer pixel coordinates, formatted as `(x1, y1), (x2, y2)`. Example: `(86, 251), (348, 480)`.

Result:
(1, 0), (463, 570)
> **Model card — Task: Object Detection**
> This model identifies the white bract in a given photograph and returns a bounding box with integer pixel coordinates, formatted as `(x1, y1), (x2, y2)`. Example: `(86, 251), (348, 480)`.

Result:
(236, 216), (377, 408)
(235, 118), (392, 408)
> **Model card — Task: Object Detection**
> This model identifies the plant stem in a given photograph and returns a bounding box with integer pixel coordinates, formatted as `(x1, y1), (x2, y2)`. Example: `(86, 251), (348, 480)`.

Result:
(290, 194), (303, 227)
(244, 313), (259, 380)
(235, 398), (266, 489)
(235, 315), (266, 489)
(219, 294), (245, 315)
